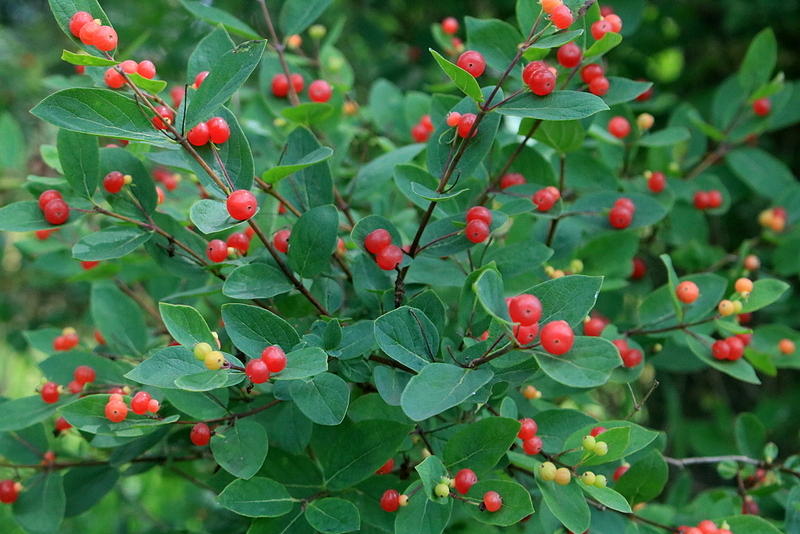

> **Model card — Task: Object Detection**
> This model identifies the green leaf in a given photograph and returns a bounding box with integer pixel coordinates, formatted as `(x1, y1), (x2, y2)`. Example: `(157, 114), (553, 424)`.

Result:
(374, 307), (440, 372)
(313, 419), (413, 490)
(613, 450), (669, 504)
(409, 181), (467, 202)
(467, 480), (534, 527)
(159, 303), (215, 347)
(0, 201), (61, 232)
(288, 204), (338, 278)
(534, 120), (585, 153)
(536, 472), (590, 534)
(274, 347), (328, 381)
(305, 498), (360, 534)
(61, 395), (179, 436)
(686, 332), (761, 384)
(278, 127), (334, 211)
(531, 29), (584, 49)
(189, 198), (243, 234)
(289, 373), (349, 425)
(127, 72), (167, 94)
(497, 91), (609, 121)
(522, 275), (603, 328)
(31, 89), (166, 143)
(91, 282), (148, 355)
(218, 477), (294, 518)
(585, 31), (623, 59)
(534, 336), (621, 388)
(465, 17), (523, 68)
(63, 466), (119, 517)
(724, 514), (785, 534)
(740, 279), (790, 313)
(739, 28), (777, 93)
(279, 0), (332, 36)
(186, 40), (266, 127)
(603, 77), (653, 106)
(57, 128), (99, 198)
(188, 26), (235, 77)
(395, 481), (452, 534)
(726, 147), (797, 199)
(222, 303), (301, 356)
(415, 456), (449, 504)
(211, 419), (268, 479)
(473, 268), (512, 324)
(60, 50), (117, 66)
(0, 395), (69, 432)
(72, 227), (153, 261)
(735, 413), (766, 458)
(400, 364), (493, 421)
(577, 481), (632, 513)
(124, 346), (208, 388)
(179, 0), (260, 39)
(443, 417), (520, 474)
(0, 113), (25, 171)
(224, 263), (294, 300)
(262, 147), (334, 184)
(429, 49), (484, 102)
(12, 473), (65, 534)
(638, 127), (691, 147)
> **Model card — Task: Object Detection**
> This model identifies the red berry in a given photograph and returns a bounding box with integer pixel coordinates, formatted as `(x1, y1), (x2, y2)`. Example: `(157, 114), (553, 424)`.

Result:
(93, 26), (117, 51)
(119, 60), (138, 74)
(622, 348), (643, 368)
(648, 171), (666, 193)
(55, 416), (72, 432)
(523, 436), (543, 455)
(456, 51), (486, 77)
(707, 190), (723, 209)
(309, 80), (333, 102)
(246, 358), (270, 384)
(528, 68), (556, 96)
(271, 74), (290, 97)
(591, 19), (612, 40)
(446, 112), (462, 127)
(147, 399), (160, 413)
(513, 323), (540, 345)
(448, 468), (477, 496)
(588, 76), (610, 96)
(509, 294), (543, 326)
(457, 113), (478, 138)
(465, 219), (490, 243)
(518, 418), (538, 440)
(612, 339), (630, 357)
(736, 333), (752, 346)
(711, 339), (731, 361)
(694, 191), (711, 210)
(261, 345), (287, 373)
(466, 206), (492, 225)
(38, 189), (63, 210)
(380, 489), (400, 512)
(532, 188), (558, 211)
(550, 5), (574, 29)
(137, 60), (156, 79)
(608, 116), (631, 139)
(73, 365), (96, 385)
(631, 257), (647, 280)
(151, 105), (175, 130)
(376, 458), (395, 475)
(194, 71), (210, 89)
(273, 229), (291, 253)
(227, 190), (258, 220)
(79, 20), (101, 45)
(726, 336), (745, 361)
(190, 422), (211, 446)
(206, 239), (228, 262)
(206, 117), (231, 144)
(69, 11), (94, 37)
(540, 320), (574, 355)
(675, 281), (700, 304)
(609, 207), (633, 229)
(442, 17), (459, 35)
(583, 317), (606, 337)
(635, 81), (654, 102)
(290, 73), (304, 94)
(556, 42), (582, 68)
(365, 229), (392, 254)
(43, 199), (70, 225)
(697, 520), (717, 534)
(105, 401), (128, 423)
(103, 171), (126, 193)
(613, 464), (629, 481)
(500, 173), (525, 189)
(226, 233), (250, 255)
(411, 123), (431, 143)
(67, 380), (82, 394)
(0, 480), (20, 504)
(604, 14), (623, 33)
(376, 244), (403, 270)
(36, 229), (55, 240)
(104, 67), (125, 89)
(483, 491), (503, 512)
(130, 391), (152, 415)
(187, 122), (210, 146)
(753, 98), (771, 116)
(522, 61), (548, 85)
(420, 115), (434, 132)
(581, 63), (604, 84)
(590, 426), (606, 437)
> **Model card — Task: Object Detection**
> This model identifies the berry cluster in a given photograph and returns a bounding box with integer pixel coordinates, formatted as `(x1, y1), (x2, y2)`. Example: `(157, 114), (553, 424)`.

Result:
(364, 228), (403, 270)
(590, 10), (623, 40)
(194, 342), (226, 370)
(446, 111), (478, 138)
(582, 433), (610, 457)
(677, 519), (732, 534)
(456, 50), (486, 77)
(271, 74), (333, 103)
(711, 334), (750, 361)
(104, 59), (157, 89)
(38, 189), (70, 225)
(676, 280), (700, 304)
(523, 60), (556, 96)
(518, 417), (543, 455)
(104, 391), (159, 423)
(187, 117), (231, 146)
(0, 480), (22, 505)
(499, 173), (526, 189)
(69, 11), (117, 51)
(581, 63), (609, 96)
(532, 186), (561, 212)
(68, 365), (96, 394)
(538, 461), (572, 485)
(522, 384), (543, 399)
(131, 391), (160, 415)
(103, 171), (132, 194)
(465, 206), (492, 243)
(693, 190), (723, 210)
(608, 197), (636, 229)
(646, 170), (667, 193)
(541, 0), (574, 29)
(411, 114), (435, 142)
(612, 338), (644, 368)
(245, 345), (287, 384)
(758, 206), (787, 232)
(508, 293), (542, 345)
(153, 167), (181, 191)
(53, 327), (79, 351)
(579, 470), (608, 488)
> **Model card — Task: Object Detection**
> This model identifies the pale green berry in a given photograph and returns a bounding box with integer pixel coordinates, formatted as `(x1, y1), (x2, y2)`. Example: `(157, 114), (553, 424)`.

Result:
(594, 441), (609, 456)
(580, 472), (596, 486)
(434, 483), (450, 498)
(582, 435), (597, 451)
(594, 474), (607, 488)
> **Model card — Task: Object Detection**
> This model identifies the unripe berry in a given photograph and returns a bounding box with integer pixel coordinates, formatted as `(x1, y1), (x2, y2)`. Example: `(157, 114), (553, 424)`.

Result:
(376, 244), (403, 270)
(523, 436), (543, 455)
(500, 173), (525, 189)
(309, 24), (326, 39)
(194, 342), (213, 361)
(734, 277), (753, 295)
(187, 122), (210, 146)
(509, 294), (543, 326)
(273, 229), (291, 253)
(718, 300), (735, 316)
(105, 400), (128, 423)
(518, 418), (538, 440)
(593, 441), (608, 456)
(556, 42), (582, 68)
(594, 474), (607, 488)
(380, 489), (400, 512)
(456, 113), (478, 138)
(581, 472), (596, 486)
(454, 468), (478, 495)
(206, 239), (228, 263)
(227, 190), (258, 220)
(581, 63), (604, 84)
(456, 51), (486, 77)
(207, 117), (231, 144)
(131, 391), (152, 415)
(588, 76), (610, 96)
(539, 461), (558, 481)
(376, 458), (395, 475)
(245, 358), (270, 384)
(582, 435), (596, 451)
(204, 350), (225, 370)
(190, 422), (211, 446)
(608, 116), (631, 139)
(465, 219), (490, 243)
(40, 382), (60, 404)
(676, 281), (700, 304)
(309, 80), (333, 103)
(441, 17), (459, 35)
(69, 11), (94, 37)
(261, 345), (287, 373)
(753, 98), (771, 117)
(482, 491), (502, 512)
(550, 5), (574, 29)
(779, 338), (796, 355)
(638, 113), (655, 131)
(732, 301), (743, 314)
(43, 199), (70, 225)
(434, 483), (450, 498)
(554, 467), (571, 485)
(540, 320), (574, 355)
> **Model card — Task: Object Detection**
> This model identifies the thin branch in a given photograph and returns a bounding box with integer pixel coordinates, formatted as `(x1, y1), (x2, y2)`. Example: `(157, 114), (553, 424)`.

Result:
(256, 0), (300, 106)
(624, 315), (717, 336)
(175, 399), (280, 425)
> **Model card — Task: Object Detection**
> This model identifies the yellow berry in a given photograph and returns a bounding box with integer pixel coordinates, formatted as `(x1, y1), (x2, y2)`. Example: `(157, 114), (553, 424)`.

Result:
(434, 483), (450, 498)
(582, 435), (596, 451)
(718, 300), (735, 316)
(551, 269), (565, 279)
(522, 385), (542, 400)
(539, 461), (557, 481)
(758, 209), (774, 228)
(309, 24), (326, 39)
(637, 113), (654, 131)
(398, 494), (409, 507)
(544, 265), (555, 276)
(732, 300), (743, 313)
(286, 34), (302, 49)
(123, 174), (133, 185)
(581, 471), (596, 485)
(554, 467), (571, 486)
(570, 259), (584, 274)
(593, 441), (608, 456)
(594, 474), (607, 488)
(204, 350), (225, 370)
(194, 342), (212, 361)
(62, 327), (77, 336)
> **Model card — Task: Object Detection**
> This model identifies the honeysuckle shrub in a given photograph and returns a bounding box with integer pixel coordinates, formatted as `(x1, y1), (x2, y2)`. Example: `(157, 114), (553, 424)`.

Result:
(0, 1), (798, 533)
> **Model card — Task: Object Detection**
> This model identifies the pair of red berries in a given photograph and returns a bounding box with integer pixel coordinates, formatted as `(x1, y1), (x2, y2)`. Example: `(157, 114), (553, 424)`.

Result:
(103, 171), (132, 194)
(693, 190), (723, 210)
(646, 171), (667, 193)
(447, 112), (478, 139)
(364, 228), (404, 270)
(66, 365), (97, 394)
(752, 97), (771, 117)
(187, 117), (231, 146)
(0, 480), (21, 504)
(245, 345), (288, 384)
(532, 186), (561, 212)
(612, 339), (643, 368)
(608, 116), (632, 139)
(590, 13), (623, 40)
(465, 206), (492, 244)
(104, 59), (157, 89)
(581, 63), (610, 96)
(678, 520), (732, 534)
(541, 0), (574, 29)
(711, 335), (748, 361)
(499, 173), (525, 190)
(518, 417), (543, 455)
(38, 189), (70, 225)
(456, 50), (486, 77)
(271, 74), (333, 103)
(53, 329), (79, 351)
(609, 197), (636, 229)
(411, 114), (435, 142)
(523, 61), (556, 96)
(69, 11), (117, 51)
(207, 231), (252, 262)
(153, 168), (181, 191)
(130, 391), (161, 415)
(508, 293), (542, 344)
